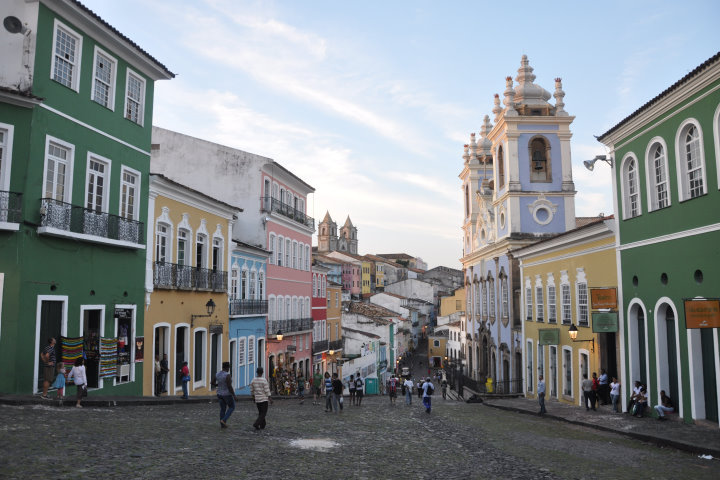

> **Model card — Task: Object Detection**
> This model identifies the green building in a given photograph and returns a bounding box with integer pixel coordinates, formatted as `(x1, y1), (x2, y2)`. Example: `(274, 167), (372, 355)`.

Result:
(0, 0), (173, 395)
(597, 51), (719, 425)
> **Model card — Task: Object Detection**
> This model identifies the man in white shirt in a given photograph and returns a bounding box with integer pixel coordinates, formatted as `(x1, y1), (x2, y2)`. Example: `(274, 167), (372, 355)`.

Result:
(404, 378), (414, 405)
(537, 375), (546, 415)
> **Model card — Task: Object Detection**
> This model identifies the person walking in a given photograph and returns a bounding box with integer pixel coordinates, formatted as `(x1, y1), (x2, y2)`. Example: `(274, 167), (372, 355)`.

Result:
(216, 361), (237, 428)
(591, 372), (600, 409)
(67, 357), (87, 408)
(537, 375), (547, 415)
(160, 354), (169, 393)
(610, 377), (621, 413)
(348, 374), (356, 406)
(354, 375), (364, 406)
(312, 369), (323, 405)
(404, 377), (414, 405)
(51, 362), (66, 404)
(331, 373), (343, 413)
(387, 376), (398, 404)
(441, 379), (448, 400)
(324, 372), (333, 412)
(40, 337), (57, 399)
(422, 377), (434, 414)
(417, 377), (423, 401)
(179, 361), (190, 399)
(296, 372), (306, 404)
(581, 374), (595, 411)
(250, 367), (273, 431)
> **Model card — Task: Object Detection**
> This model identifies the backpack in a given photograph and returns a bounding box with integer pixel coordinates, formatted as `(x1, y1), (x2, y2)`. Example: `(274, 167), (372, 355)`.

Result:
(426, 382), (434, 395)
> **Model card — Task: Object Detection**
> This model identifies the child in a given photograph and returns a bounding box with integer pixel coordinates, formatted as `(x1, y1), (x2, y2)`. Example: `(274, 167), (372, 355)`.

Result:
(51, 362), (66, 403)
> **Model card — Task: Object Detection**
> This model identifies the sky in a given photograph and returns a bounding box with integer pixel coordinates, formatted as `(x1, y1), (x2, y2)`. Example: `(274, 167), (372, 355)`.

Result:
(80, 0), (720, 269)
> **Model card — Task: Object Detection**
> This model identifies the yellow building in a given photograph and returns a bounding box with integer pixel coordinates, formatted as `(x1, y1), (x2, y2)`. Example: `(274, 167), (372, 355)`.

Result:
(361, 259), (372, 295)
(325, 281), (343, 374)
(440, 287), (466, 317)
(144, 174), (239, 397)
(428, 331), (448, 369)
(515, 217), (618, 407)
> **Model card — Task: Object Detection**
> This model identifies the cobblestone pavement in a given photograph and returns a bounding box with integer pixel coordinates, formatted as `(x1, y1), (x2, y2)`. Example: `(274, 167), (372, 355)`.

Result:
(1, 395), (717, 480)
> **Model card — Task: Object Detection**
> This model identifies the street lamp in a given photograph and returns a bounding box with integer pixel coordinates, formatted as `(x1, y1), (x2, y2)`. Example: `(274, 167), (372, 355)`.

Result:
(191, 298), (216, 327)
(568, 324), (595, 352)
(583, 155), (613, 171)
(268, 330), (283, 342)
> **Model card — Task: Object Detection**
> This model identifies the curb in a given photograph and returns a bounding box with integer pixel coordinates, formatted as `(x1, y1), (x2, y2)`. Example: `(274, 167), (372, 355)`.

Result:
(482, 402), (720, 458)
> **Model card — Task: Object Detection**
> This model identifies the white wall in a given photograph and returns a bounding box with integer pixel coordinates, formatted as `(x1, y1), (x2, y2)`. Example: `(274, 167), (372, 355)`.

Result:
(0, 2), (38, 91)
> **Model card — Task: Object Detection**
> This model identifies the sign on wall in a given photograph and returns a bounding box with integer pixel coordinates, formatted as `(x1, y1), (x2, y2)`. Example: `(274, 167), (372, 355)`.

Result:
(538, 328), (559, 345)
(685, 299), (720, 329)
(592, 312), (618, 333)
(590, 288), (617, 310)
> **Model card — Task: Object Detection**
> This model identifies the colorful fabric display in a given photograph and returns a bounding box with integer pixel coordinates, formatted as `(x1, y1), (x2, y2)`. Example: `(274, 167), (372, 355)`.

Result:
(61, 337), (83, 385)
(100, 338), (118, 378)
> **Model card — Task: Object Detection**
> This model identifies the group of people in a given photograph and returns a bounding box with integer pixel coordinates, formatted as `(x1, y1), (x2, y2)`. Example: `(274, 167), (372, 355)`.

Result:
(213, 363), (273, 430)
(580, 369), (619, 412)
(385, 375), (438, 413)
(153, 354), (170, 396)
(39, 336), (89, 408)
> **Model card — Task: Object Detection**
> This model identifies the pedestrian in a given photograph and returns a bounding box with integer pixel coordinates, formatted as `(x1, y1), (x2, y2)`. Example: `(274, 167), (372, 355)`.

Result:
(216, 361), (237, 428)
(581, 374), (595, 411)
(348, 374), (356, 406)
(51, 362), (66, 404)
(387, 376), (398, 404)
(324, 372), (333, 412)
(441, 378), (448, 400)
(654, 390), (674, 420)
(598, 368), (610, 405)
(154, 354), (162, 396)
(250, 367), (273, 431)
(422, 377), (434, 413)
(354, 375), (364, 406)
(67, 357), (87, 408)
(537, 375), (546, 415)
(179, 361), (190, 399)
(591, 372), (600, 409)
(297, 372), (305, 404)
(40, 337), (57, 399)
(610, 377), (621, 413)
(160, 354), (169, 393)
(312, 369), (323, 405)
(404, 377), (414, 405)
(417, 378), (423, 400)
(332, 373), (343, 413)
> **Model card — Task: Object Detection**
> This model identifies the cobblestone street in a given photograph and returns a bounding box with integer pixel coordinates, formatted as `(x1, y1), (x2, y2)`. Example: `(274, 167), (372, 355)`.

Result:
(1, 395), (717, 480)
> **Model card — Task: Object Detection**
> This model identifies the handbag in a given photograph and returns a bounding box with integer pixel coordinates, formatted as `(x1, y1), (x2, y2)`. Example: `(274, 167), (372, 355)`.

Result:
(339, 395), (344, 404)
(182, 375), (191, 382)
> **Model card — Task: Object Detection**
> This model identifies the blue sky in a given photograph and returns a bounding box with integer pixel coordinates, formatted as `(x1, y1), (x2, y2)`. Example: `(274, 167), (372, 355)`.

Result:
(81, 0), (720, 269)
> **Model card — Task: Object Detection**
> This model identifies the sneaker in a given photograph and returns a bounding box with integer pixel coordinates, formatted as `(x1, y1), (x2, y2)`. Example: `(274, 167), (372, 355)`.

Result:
(40, 395), (50, 400)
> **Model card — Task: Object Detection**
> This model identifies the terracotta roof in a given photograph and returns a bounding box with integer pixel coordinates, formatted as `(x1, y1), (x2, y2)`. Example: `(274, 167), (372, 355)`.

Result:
(68, 0), (175, 78)
(598, 51), (720, 142)
(575, 216), (605, 228)
(376, 253), (415, 260)
(514, 215), (614, 253)
(448, 320), (462, 327)
(345, 302), (400, 320)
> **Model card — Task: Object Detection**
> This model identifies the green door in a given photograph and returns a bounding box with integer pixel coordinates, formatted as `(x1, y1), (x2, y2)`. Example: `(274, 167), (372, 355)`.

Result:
(701, 329), (718, 422)
(365, 377), (378, 394)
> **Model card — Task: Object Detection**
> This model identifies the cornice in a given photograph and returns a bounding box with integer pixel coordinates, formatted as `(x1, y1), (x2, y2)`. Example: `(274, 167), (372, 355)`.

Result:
(149, 175), (239, 220)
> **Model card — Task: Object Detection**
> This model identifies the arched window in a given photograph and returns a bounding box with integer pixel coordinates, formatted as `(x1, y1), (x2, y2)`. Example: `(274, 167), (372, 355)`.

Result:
(155, 223), (170, 263)
(241, 268), (248, 300)
(675, 121), (706, 200)
(258, 272), (264, 299)
(249, 270), (257, 299)
(277, 236), (283, 266)
(529, 137), (551, 182)
(285, 238), (291, 267)
(621, 155), (641, 219)
(313, 274), (317, 297)
(646, 140), (670, 210)
(269, 234), (276, 265)
(230, 266), (239, 298)
(497, 145), (505, 187)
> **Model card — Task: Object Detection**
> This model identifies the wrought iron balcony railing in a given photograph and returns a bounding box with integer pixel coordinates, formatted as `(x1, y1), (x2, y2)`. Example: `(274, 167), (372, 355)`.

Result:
(269, 317), (313, 335)
(328, 338), (344, 351)
(0, 191), (22, 224)
(153, 261), (227, 292)
(229, 298), (268, 316)
(312, 339), (329, 353)
(40, 198), (144, 244)
(260, 196), (315, 229)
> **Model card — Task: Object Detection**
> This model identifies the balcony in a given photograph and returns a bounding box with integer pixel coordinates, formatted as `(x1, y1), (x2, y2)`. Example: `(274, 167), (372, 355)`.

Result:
(328, 338), (344, 351)
(0, 191), (22, 229)
(153, 261), (227, 292)
(260, 196), (314, 229)
(229, 298), (268, 316)
(312, 339), (329, 353)
(39, 198), (144, 248)
(269, 317), (313, 335)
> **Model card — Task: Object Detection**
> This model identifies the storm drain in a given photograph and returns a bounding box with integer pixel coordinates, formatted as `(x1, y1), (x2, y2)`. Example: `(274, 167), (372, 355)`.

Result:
(289, 438), (340, 452)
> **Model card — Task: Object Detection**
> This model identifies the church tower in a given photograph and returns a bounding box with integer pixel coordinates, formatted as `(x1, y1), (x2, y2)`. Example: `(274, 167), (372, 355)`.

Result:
(339, 216), (358, 254)
(317, 211), (338, 253)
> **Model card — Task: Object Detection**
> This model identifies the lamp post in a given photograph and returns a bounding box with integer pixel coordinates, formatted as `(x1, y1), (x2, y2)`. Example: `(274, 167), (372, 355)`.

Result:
(191, 298), (216, 327)
(568, 324), (595, 352)
(583, 155), (613, 171)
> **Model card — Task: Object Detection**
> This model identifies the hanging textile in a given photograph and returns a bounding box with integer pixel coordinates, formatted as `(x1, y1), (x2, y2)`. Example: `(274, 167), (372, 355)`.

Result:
(99, 337), (118, 378)
(61, 337), (83, 385)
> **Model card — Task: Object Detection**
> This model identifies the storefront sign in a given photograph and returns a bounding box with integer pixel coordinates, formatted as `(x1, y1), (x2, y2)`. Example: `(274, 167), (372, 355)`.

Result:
(538, 328), (559, 345)
(685, 299), (720, 329)
(209, 324), (223, 334)
(590, 288), (617, 310)
(287, 345), (297, 352)
(592, 312), (618, 333)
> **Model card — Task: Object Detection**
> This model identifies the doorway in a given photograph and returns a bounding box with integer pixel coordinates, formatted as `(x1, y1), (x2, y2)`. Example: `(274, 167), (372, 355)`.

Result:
(37, 300), (64, 392)
(82, 309), (102, 388)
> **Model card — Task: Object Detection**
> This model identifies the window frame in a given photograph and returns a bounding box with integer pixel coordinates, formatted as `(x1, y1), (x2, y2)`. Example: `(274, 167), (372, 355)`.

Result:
(560, 281), (571, 325)
(51, 20), (83, 92)
(620, 153), (641, 219)
(84, 152), (112, 214)
(91, 46), (117, 110)
(535, 276), (544, 323)
(547, 274), (557, 324)
(42, 135), (75, 203)
(119, 166), (141, 220)
(644, 138), (671, 211)
(674, 119), (707, 201)
(124, 68), (146, 126)
(0, 123), (14, 193)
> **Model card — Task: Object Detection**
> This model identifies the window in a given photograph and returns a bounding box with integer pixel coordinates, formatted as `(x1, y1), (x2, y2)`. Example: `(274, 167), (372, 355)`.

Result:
(501, 277), (509, 318)
(238, 337), (246, 367)
(577, 281), (588, 327)
(0, 124), (13, 195)
(676, 122), (706, 200)
(488, 277), (495, 318)
(86, 156), (109, 213)
(563, 347), (572, 396)
(212, 237), (222, 271)
(241, 269), (248, 300)
(298, 243), (304, 271)
(268, 297), (275, 321)
(526, 340), (533, 392)
(305, 246), (310, 270)
(525, 283), (532, 321)
(51, 21), (82, 91)
(277, 236), (283, 266)
(249, 271), (257, 299)
(497, 145), (505, 187)
(91, 48), (116, 109)
(547, 282), (556, 324)
(293, 241), (298, 269)
(269, 234), (276, 264)
(561, 283), (571, 325)
(529, 137), (550, 182)
(321, 277), (326, 298)
(538, 344), (545, 385)
(177, 229), (189, 265)
(258, 272), (264, 299)
(313, 274), (317, 297)
(125, 70), (145, 125)
(230, 267), (239, 298)
(156, 224), (169, 262)
(196, 234), (206, 268)
(120, 168), (139, 220)
(285, 239), (291, 267)
(248, 336), (255, 366)
(482, 282), (487, 319)
(44, 138), (73, 202)
(622, 155), (641, 218)
(194, 330), (206, 383)
(434, 340), (440, 347)
(646, 140), (669, 210)
(536, 283), (544, 322)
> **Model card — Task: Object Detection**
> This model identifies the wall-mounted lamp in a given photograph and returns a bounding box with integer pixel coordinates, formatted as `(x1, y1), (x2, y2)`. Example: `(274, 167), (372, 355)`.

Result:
(568, 324), (594, 352)
(267, 330), (283, 342)
(191, 299), (216, 327)
(583, 155), (613, 171)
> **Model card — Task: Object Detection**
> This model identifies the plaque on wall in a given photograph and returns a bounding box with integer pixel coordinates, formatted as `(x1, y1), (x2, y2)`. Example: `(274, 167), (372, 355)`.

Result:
(538, 328), (559, 345)
(592, 312), (618, 333)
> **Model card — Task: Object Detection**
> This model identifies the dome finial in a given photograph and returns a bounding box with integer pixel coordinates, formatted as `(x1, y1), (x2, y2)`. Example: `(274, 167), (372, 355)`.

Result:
(503, 76), (518, 117)
(492, 94), (502, 122)
(554, 77), (567, 116)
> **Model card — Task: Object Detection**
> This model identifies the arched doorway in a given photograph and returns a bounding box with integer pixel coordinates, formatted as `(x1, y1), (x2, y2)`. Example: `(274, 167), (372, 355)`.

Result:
(628, 301), (648, 386)
(655, 301), (679, 407)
